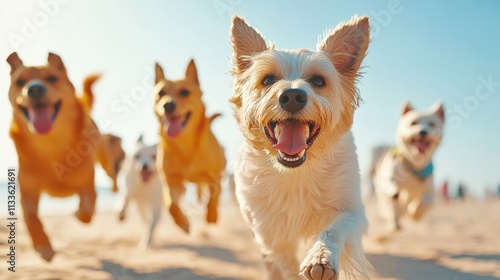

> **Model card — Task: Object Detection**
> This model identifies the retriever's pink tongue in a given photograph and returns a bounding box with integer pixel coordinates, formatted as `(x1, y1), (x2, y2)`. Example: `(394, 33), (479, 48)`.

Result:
(163, 118), (183, 138)
(274, 121), (307, 155)
(28, 106), (53, 134)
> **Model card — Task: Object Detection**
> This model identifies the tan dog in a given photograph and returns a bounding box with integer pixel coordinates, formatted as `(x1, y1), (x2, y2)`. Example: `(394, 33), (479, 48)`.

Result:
(6, 52), (123, 261)
(230, 16), (371, 279)
(154, 60), (226, 233)
(97, 133), (126, 192)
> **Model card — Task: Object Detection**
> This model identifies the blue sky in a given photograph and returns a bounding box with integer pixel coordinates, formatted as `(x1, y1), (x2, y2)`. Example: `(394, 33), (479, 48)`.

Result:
(0, 0), (499, 197)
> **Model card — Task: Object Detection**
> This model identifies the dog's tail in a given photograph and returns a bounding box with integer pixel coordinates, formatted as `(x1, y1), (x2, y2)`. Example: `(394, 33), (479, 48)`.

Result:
(80, 74), (101, 112)
(208, 113), (222, 124)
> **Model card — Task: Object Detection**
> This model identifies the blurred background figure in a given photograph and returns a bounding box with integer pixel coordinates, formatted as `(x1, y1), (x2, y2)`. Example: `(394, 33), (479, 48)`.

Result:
(440, 180), (450, 203)
(456, 182), (467, 202)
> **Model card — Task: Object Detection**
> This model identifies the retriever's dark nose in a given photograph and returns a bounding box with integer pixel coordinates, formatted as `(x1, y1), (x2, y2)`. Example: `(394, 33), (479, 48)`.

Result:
(163, 101), (176, 114)
(279, 88), (307, 114)
(27, 84), (46, 99)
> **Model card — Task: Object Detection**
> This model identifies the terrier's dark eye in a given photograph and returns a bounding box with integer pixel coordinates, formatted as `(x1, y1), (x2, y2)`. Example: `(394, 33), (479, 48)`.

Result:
(308, 76), (325, 87)
(411, 121), (418, 125)
(262, 75), (277, 86)
(16, 79), (26, 87)
(429, 121), (435, 128)
(134, 154), (140, 159)
(158, 91), (166, 97)
(180, 89), (189, 97)
(47, 76), (58, 84)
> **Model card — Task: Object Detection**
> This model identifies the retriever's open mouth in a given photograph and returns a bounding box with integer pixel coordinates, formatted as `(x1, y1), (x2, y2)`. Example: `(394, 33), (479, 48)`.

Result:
(19, 100), (61, 135)
(264, 119), (320, 168)
(162, 112), (191, 138)
(411, 137), (431, 154)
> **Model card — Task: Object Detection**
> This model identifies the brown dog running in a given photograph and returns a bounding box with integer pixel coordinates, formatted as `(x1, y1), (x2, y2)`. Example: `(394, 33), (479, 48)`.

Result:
(6, 52), (124, 261)
(154, 59), (226, 233)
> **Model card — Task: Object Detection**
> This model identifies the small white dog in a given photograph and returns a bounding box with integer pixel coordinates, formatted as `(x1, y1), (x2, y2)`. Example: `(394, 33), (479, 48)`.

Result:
(369, 102), (444, 233)
(118, 136), (163, 249)
(230, 15), (371, 279)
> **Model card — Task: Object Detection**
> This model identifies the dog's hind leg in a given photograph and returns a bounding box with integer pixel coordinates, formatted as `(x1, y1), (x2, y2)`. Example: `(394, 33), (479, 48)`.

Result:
(21, 189), (55, 262)
(206, 173), (221, 223)
(378, 194), (401, 233)
(75, 187), (96, 224)
(117, 193), (129, 221)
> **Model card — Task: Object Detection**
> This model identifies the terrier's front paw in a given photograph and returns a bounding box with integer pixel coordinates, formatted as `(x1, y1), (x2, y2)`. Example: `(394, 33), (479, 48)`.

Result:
(300, 242), (337, 280)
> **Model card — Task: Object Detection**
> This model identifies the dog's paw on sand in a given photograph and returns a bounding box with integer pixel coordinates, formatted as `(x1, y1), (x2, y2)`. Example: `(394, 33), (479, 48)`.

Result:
(75, 210), (92, 224)
(300, 242), (337, 280)
(36, 246), (55, 262)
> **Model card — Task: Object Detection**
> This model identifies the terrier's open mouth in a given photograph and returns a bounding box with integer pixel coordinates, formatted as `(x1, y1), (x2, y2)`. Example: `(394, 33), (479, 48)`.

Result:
(162, 112), (191, 138)
(264, 119), (320, 168)
(411, 137), (431, 154)
(19, 100), (62, 135)
(140, 169), (153, 183)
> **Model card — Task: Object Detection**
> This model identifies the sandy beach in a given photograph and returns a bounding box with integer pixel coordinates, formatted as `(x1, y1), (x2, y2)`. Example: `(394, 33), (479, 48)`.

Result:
(2, 197), (499, 280)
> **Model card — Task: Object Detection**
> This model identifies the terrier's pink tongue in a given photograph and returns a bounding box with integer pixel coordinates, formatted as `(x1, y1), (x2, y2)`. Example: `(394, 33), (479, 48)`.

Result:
(163, 119), (183, 138)
(273, 121), (307, 155)
(415, 141), (429, 154)
(28, 106), (53, 134)
(141, 170), (151, 182)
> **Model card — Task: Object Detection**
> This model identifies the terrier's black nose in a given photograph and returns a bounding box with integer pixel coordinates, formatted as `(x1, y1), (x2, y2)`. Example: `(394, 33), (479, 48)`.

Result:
(141, 163), (148, 171)
(163, 101), (176, 114)
(419, 130), (428, 137)
(278, 88), (308, 114)
(27, 84), (46, 99)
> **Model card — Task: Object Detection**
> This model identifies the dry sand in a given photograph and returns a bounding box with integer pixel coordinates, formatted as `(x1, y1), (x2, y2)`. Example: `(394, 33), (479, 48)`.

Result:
(1, 198), (499, 280)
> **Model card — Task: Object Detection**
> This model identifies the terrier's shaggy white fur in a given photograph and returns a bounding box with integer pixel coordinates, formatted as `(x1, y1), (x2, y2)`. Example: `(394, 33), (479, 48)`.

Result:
(230, 15), (371, 280)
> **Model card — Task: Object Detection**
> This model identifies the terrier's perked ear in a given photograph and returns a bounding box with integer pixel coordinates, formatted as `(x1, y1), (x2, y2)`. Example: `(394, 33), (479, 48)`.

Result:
(230, 16), (268, 74)
(317, 15), (370, 78)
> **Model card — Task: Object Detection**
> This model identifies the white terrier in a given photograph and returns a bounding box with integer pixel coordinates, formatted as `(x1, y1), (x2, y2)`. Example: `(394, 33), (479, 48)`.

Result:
(118, 136), (163, 249)
(230, 15), (371, 280)
(369, 102), (444, 233)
